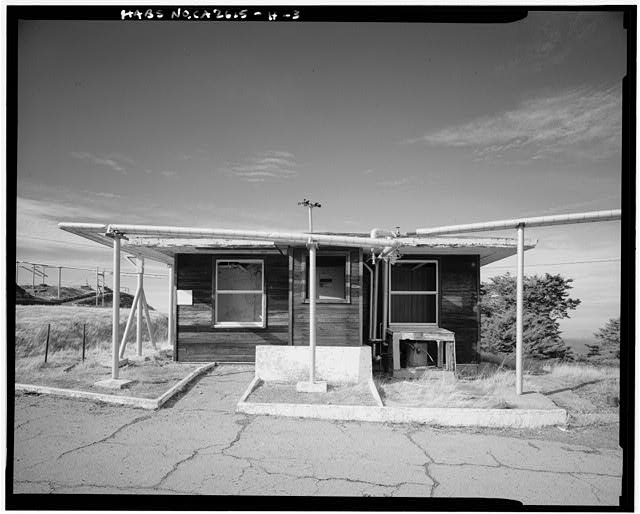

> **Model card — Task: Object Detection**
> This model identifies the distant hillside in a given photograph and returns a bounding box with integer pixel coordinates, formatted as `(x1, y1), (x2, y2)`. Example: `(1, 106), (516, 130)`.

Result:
(15, 283), (151, 309)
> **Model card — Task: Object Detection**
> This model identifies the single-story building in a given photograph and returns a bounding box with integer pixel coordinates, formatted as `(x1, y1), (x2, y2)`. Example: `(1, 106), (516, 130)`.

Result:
(59, 222), (535, 371)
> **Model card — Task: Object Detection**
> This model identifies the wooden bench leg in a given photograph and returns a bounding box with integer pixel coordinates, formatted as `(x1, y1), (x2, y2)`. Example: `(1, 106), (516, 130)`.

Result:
(393, 334), (401, 370)
(437, 340), (443, 368)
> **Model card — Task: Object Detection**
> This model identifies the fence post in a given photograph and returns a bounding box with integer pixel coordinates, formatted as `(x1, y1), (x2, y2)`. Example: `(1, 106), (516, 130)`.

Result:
(82, 323), (86, 361)
(44, 324), (50, 363)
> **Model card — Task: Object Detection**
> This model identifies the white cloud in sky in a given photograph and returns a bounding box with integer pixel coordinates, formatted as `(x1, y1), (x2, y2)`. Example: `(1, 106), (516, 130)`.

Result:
(224, 150), (299, 181)
(408, 85), (622, 161)
(71, 151), (131, 174)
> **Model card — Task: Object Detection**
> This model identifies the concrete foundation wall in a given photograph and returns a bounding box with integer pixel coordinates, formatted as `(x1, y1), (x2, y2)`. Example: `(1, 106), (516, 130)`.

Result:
(255, 345), (372, 384)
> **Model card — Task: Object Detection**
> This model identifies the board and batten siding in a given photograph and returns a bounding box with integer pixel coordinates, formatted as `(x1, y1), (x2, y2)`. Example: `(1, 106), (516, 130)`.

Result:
(176, 252), (289, 362)
(291, 247), (362, 347)
(439, 255), (480, 364)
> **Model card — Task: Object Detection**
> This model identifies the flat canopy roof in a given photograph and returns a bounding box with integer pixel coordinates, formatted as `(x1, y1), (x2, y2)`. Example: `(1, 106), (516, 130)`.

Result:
(59, 222), (536, 267)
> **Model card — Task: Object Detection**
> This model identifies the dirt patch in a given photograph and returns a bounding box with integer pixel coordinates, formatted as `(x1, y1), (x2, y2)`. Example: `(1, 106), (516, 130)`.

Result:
(15, 350), (205, 399)
(248, 381), (379, 406)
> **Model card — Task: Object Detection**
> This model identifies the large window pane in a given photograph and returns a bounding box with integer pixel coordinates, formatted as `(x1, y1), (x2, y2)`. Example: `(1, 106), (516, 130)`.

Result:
(217, 262), (262, 291)
(217, 293), (263, 323)
(391, 295), (436, 323)
(391, 262), (436, 292)
(305, 255), (347, 301)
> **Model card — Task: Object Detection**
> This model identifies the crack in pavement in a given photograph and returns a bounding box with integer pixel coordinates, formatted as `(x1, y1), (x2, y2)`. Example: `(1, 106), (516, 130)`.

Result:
(56, 413), (154, 460)
(404, 429), (440, 497)
(477, 450), (620, 478)
(153, 444), (216, 489)
(569, 473), (604, 503)
(561, 445), (601, 455)
(246, 459), (423, 495)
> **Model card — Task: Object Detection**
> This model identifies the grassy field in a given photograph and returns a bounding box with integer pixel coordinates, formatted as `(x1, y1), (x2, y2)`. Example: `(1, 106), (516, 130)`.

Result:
(15, 305), (168, 361)
(14, 305), (204, 399)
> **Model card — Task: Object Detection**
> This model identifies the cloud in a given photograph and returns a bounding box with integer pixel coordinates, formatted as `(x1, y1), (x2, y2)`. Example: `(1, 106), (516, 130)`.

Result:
(71, 151), (129, 174)
(375, 176), (417, 187)
(224, 150), (299, 181)
(160, 171), (179, 178)
(408, 85), (622, 161)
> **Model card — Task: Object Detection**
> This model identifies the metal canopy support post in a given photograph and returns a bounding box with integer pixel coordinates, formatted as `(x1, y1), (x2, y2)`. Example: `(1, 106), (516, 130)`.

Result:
(516, 224), (524, 395)
(112, 235), (121, 379)
(308, 242), (318, 383)
(168, 264), (174, 350)
(57, 267), (62, 300)
(382, 259), (391, 366)
(137, 258), (144, 356)
(96, 267), (99, 306)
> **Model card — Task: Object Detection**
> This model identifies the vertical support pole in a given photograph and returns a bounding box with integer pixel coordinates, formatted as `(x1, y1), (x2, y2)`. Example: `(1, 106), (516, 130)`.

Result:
(112, 235), (121, 380)
(41, 266), (46, 286)
(16, 261), (19, 283)
(372, 261), (379, 339)
(82, 324), (86, 361)
(308, 242), (317, 383)
(57, 267), (62, 300)
(32, 264), (36, 292)
(44, 324), (50, 363)
(101, 272), (105, 307)
(167, 263), (174, 351)
(137, 258), (144, 356)
(96, 267), (99, 306)
(516, 223), (525, 395)
(381, 259), (389, 338)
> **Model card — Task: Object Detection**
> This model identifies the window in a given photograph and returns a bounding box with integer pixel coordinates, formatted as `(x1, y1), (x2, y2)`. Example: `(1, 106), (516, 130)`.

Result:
(304, 253), (350, 303)
(214, 260), (265, 327)
(389, 260), (438, 325)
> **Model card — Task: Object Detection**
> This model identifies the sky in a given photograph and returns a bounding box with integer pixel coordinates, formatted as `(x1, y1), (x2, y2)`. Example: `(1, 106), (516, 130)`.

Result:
(14, 10), (627, 348)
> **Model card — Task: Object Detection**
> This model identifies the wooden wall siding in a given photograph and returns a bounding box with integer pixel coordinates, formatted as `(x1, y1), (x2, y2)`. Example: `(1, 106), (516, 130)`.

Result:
(292, 247), (362, 347)
(176, 253), (289, 362)
(439, 255), (480, 364)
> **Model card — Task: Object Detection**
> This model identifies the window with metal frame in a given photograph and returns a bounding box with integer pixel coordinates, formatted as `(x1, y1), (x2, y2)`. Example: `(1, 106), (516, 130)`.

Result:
(214, 259), (266, 327)
(389, 260), (438, 325)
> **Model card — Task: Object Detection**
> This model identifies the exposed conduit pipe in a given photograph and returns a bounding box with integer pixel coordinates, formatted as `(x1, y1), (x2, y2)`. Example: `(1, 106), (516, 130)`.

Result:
(106, 224), (397, 250)
(413, 210), (622, 236)
(372, 260), (379, 340)
(363, 262), (374, 341)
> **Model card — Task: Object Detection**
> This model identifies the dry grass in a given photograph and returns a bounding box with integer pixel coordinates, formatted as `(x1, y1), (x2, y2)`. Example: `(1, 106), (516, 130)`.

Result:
(378, 370), (518, 409)
(249, 381), (379, 406)
(15, 348), (204, 399)
(15, 305), (168, 358)
(541, 362), (619, 384)
(14, 305), (183, 399)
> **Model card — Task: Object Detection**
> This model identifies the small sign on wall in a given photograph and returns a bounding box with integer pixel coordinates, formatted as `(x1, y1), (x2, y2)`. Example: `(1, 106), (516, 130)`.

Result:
(176, 290), (193, 305)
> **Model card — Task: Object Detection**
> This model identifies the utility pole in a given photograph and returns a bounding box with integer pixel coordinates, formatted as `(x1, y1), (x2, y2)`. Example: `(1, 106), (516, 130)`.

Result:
(296, 199), (326, 393)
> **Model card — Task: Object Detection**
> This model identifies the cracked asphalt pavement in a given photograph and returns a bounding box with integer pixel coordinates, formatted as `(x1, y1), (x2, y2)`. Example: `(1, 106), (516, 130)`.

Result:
(11, 365), (622, 505)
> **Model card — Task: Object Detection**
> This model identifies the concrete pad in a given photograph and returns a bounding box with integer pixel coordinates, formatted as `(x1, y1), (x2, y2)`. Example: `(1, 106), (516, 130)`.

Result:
(15, 362), (216, 410)
(94, 378), (135, 390)
(296, 381), (328, 393)
(255, 345), (372, 384)
(237, 395), (567, 428)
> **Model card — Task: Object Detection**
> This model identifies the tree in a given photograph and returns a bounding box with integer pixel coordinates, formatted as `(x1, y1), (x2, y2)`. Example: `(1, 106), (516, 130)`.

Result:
(480, 273), (581, 359)
(591, 317), (620, 360)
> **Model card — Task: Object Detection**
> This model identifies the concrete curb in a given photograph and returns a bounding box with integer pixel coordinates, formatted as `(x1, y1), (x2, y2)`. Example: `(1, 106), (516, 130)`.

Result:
(15, 362), (217, 410)
(236, 399), (567, 428)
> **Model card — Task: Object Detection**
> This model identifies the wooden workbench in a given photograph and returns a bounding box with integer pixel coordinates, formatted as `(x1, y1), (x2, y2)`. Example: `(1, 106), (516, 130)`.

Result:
(386, 326), (456, 371)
